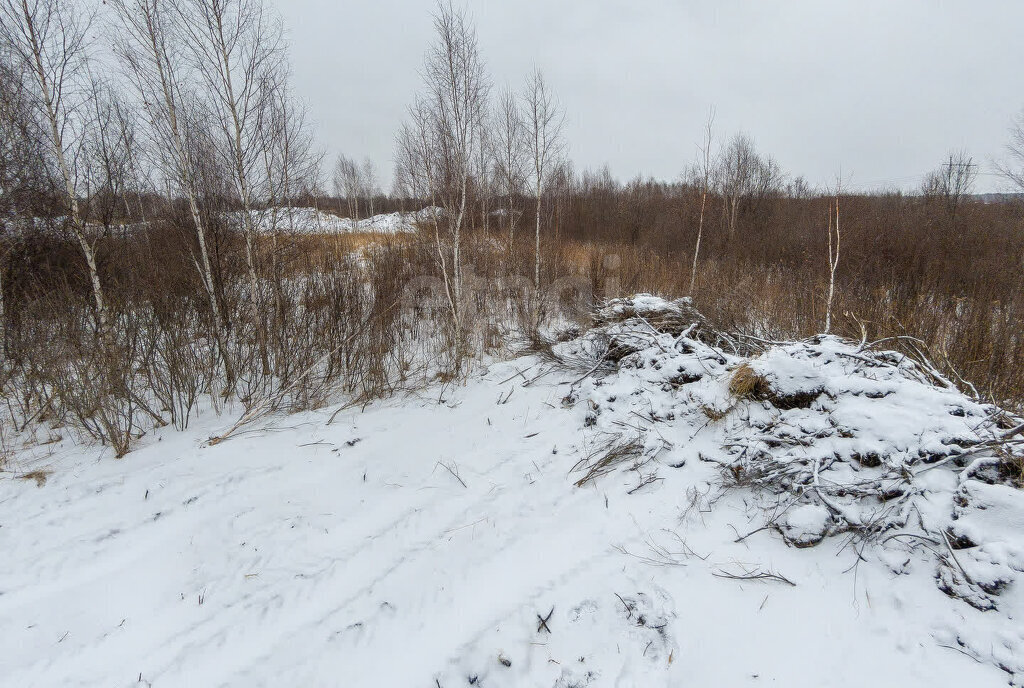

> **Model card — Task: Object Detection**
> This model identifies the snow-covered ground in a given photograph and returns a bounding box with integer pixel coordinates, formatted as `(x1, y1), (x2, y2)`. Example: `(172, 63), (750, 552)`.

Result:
(245, 206), (439, 235)
(2, 296), (1022, 687)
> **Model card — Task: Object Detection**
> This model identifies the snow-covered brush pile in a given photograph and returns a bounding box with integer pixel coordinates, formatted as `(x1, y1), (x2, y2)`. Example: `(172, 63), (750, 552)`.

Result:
(556, 295), (1024, 679)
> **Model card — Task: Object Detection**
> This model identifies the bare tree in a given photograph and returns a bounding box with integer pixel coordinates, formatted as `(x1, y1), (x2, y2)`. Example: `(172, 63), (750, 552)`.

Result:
(0, 54), (45, 335)
(361, 157), (378, 217)
(110, 90), (150, 222)
(922, 149), (976, 220)
(751, 154), (784, 200)
(401, 1), (490, 332)
(110, 0), (234, 384)
(998, 108), (1024, 193)
(522, 68), (564, 298)
(258, 67), (321, 350)
(546, 159), (573, 245)
(825, 182), (841, 334)
(717, 132), (757, 239)
(493, 86), (526, 248)
(786, 175), (812, 200)
(177, 0), (285, 375)
(393, 100), (434, 211)
(0, 0), (111, 333)
(474, 122), (492, 233)
(81, 74), (136, 233)
(397, 96), (461, 325)
(389, 152), (412, 212)
(332, 153), (362, 222)
(260, 68), (320, 234)
(0, 55), (42, 210)
(689, 108), (714, 296)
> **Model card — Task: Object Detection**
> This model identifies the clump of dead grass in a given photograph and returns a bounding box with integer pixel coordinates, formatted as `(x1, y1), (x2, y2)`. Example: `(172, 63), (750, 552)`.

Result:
(699, 403), (730, 422)
(1002, 452), (1024, 488)
(17, 470), (51, 487)
(572, 434), (645, 487)
(728, 362), (771, 401)
(727, 361), (823, 410)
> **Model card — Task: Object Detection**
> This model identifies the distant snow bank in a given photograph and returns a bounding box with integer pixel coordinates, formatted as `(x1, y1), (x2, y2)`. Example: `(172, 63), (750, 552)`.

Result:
(246, 206), (440, 235)
(0, 207), (441, 237)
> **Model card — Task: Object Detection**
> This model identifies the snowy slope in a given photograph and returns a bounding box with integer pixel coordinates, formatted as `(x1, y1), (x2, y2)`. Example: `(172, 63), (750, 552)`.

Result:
(2, 297), (1022, 687)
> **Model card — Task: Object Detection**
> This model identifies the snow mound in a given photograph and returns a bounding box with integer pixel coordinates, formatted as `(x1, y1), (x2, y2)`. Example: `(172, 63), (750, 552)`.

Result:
(940, 479), (1024, 611)
(781, 504), (833, 547)
(235, 206), (441, 235)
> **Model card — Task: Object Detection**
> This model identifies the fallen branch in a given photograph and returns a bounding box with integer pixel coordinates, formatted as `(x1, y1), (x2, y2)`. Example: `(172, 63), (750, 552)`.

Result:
(712, 565), (796, 587)
(436, 460), (468, 488)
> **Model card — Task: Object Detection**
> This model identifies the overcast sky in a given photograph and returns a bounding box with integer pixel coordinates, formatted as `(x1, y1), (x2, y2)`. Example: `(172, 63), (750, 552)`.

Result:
(274, 0), (1024, 193)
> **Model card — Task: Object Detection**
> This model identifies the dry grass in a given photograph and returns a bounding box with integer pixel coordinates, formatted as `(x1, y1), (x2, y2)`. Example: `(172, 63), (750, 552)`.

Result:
(728, 363), (770, 401)
(699, 403), (730, 422)
(17, 470), (51, 487)
(1004, 453), (1024, 488)
(547, 184), (1024, 410)
(259, 224), (1024, 411)
(572, 434), (646, 487)
(260, 231), (417, 276)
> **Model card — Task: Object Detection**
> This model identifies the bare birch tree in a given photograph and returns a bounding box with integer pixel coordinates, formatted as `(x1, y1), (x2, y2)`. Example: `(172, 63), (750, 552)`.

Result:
(81, 74), (136, 233)
(260, 68), (320, 234)
(407, 1), (490, 332)
(396, 96), (460, 324)
(493, 87), (526, 249)
(394, 103), (435, 212)
(110, 0), (234, 384)
(474, 121), (492, 233)
(824, 183), (841, 334)
(110, 93), (150, 223)
(258, 68), (320, 346)
(177, 0), (285, 376)
(0, 0), (111, 333)
(332, 153), (362, 222)
(689, 108), (714, 296)
(522, 68), (564, 301)
(361, 157), (378, 218)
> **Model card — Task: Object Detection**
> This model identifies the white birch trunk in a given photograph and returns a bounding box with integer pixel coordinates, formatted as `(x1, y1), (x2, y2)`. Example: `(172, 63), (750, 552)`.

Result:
(19, 1), (110, 334)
